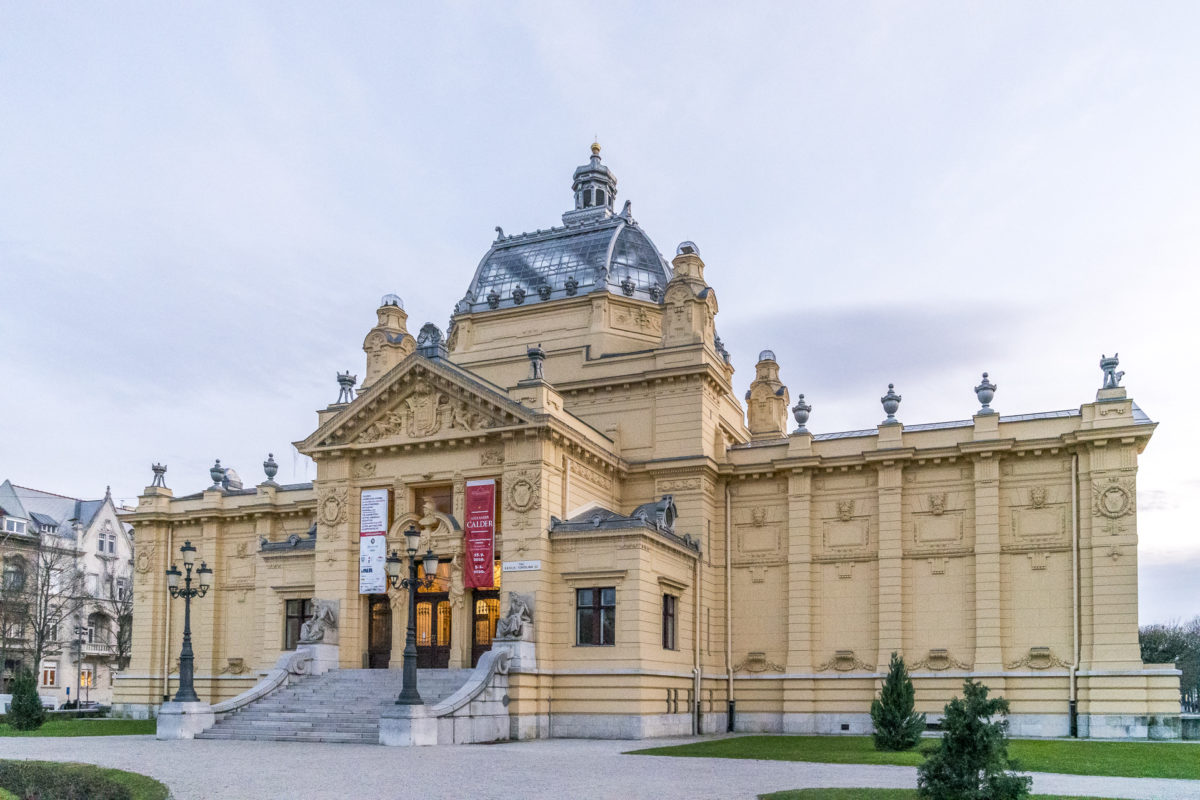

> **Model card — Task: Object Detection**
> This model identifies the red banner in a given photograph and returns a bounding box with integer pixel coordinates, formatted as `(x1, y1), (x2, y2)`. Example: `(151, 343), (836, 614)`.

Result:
(463, 479), (496, 588)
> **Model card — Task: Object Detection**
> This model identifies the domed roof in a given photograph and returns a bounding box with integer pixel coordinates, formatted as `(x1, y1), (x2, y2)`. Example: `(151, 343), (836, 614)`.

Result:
(456, 147), (672, 313)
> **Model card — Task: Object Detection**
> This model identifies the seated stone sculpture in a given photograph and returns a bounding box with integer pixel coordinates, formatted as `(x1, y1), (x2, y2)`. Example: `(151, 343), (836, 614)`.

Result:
(299, 599), (339, 644)
(495, 592), (533, 640)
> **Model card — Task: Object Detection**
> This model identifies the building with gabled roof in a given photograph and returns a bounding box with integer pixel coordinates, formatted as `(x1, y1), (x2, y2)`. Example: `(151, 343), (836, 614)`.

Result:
(119, 147), (1178, 742)
(0, 480), (134, 705)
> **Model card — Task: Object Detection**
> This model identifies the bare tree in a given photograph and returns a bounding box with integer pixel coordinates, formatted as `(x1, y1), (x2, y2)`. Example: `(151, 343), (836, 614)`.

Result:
(17, 531), (86, 678)
(1, 540), (36, 690)
(99, 565), (134, 670)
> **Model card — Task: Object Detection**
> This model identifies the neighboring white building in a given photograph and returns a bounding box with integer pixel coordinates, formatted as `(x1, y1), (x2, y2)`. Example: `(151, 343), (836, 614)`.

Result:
(0, 480), (134, 707)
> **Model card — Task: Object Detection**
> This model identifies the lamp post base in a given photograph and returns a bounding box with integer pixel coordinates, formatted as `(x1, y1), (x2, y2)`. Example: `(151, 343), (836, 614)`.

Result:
(379, 704), (437, 746)
(156, 701), (215, 740)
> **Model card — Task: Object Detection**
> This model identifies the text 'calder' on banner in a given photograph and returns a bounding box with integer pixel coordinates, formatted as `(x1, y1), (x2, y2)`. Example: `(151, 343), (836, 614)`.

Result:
(463, 479), (496, 588)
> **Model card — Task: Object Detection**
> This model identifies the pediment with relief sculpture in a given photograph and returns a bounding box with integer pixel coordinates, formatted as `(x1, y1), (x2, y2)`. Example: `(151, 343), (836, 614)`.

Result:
(299, 356), (536, 450)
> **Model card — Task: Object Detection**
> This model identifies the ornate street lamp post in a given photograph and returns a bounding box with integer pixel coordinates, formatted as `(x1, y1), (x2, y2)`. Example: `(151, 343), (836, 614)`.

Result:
(385, 525), (438, 705)
(164, 541), (212, 703)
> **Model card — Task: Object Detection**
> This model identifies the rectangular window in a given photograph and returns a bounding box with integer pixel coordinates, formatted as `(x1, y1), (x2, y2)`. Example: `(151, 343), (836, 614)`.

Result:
(41, 662), (56, 687)
(3, 519), (26, 535)
(116, 579), (130, 602)
(662, 594), (677, 650)
(283, 599), (313, 650)
(412, 484), (453, 517)
(575, 587), (615, 646)
(80, 666), (93, 688)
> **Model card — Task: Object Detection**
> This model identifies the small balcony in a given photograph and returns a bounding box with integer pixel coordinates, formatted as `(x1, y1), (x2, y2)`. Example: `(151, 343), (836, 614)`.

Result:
(81, 641), (115, 657)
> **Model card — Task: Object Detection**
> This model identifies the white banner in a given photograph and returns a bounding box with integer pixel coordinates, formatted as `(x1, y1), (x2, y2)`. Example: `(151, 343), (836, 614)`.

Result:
(359, 489), (390, 594)
(359, 489), (389, 535)
(359, 534), (387, 594)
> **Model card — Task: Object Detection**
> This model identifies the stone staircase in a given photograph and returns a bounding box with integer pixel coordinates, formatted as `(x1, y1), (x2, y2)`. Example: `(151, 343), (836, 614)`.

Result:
(195, 668), (474, 744)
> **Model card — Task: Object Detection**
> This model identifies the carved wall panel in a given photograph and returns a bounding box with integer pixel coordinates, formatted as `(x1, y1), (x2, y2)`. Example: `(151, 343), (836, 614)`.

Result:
(733, 503), (785, 563)
(815, 561), (877, 670)
(814, 493), (876, 561)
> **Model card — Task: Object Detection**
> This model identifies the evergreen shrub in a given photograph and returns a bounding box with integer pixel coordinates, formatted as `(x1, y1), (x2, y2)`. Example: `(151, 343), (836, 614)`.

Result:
(917, 679), (1031, 800)
(6, 669), (45, 731)
(869, 651), (925, 751)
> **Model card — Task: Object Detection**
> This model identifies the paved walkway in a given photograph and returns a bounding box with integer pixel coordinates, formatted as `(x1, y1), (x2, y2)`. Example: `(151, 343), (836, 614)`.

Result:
(3, 735), (1199, 799)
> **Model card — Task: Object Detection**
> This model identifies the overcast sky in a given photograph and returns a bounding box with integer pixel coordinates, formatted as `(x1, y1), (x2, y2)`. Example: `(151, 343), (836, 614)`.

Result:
(1, 3), (1196, 623)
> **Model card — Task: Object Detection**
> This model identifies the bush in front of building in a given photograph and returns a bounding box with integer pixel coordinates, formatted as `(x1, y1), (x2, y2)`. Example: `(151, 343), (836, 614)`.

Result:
(0, 761), (132, 800)
(5, 669), (45, 731)
(917, 679), (1031, 800)
(870, 651), (925, 751)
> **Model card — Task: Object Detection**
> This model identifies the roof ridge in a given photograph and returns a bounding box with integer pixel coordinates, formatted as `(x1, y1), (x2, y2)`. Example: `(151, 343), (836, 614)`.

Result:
(10, 484), (89, 502)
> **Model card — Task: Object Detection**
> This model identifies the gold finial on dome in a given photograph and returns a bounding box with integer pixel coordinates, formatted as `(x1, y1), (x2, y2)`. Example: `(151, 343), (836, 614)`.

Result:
(590, 140), (601, 156)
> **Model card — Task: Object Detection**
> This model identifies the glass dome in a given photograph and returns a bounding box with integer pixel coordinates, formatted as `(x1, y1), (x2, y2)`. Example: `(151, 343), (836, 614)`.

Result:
(758, 349), (777, 362)
(459, 219), (671, 312)
(380, 293), (404, 309)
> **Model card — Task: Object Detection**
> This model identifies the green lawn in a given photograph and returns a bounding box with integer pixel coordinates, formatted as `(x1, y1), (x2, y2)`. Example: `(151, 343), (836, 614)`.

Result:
(761, 792), (1119, 800)
(0, 718), (155, 737)
(629, 735), (1200, 781)
(0, 760), (168, 800)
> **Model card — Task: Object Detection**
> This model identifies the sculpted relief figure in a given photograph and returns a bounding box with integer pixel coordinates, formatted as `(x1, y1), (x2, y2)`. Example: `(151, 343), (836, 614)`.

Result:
(299, 599), (340, 644)
(496, 592), (534, 640)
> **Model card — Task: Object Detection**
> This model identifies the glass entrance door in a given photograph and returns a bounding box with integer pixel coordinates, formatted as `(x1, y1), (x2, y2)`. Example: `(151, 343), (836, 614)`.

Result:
(367, 595), (391, 669)
(415, 594), (451, 668)
(471, 591), (500, 667)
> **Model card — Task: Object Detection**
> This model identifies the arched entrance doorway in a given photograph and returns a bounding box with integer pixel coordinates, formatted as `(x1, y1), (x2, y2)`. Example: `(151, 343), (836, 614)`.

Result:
(367, 595), (391, 669)
(415, 560), (452, 668)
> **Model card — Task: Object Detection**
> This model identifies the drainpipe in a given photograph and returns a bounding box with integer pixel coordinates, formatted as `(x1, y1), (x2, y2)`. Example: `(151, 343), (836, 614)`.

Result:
(161, 524), (173, 703)
(725, 483), (734, 732)
(693, 548), (701, 735)
(1070, 454), (1080, 737)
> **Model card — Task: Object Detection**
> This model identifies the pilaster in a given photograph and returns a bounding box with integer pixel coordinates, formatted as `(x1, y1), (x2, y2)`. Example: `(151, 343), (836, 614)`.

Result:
(875, 461), (904, 670)
(973, 454), (1003, 670)
(786, 468), (813, 672)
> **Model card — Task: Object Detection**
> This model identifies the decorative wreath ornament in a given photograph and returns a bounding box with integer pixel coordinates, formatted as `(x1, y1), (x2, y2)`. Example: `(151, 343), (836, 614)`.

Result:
(1098, 486), (1130, 517)
(1094, 479), (1133, 519)
(319, 488), (347, 525)
(506, 472), (541, 513)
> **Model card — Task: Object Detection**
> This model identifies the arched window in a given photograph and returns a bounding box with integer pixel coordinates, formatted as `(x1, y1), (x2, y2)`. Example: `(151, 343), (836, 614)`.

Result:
(2, 558), (26, 591)
(583, 188), (593, 207)
(596, 189), (605, 206)
(87, 612), (111, 645)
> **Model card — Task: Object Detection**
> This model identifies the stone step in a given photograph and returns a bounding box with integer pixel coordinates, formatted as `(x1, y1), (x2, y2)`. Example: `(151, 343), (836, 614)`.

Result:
(201, 667), (474, 743)
(196, 731), (377, 744)
(214, 722), (379, 734)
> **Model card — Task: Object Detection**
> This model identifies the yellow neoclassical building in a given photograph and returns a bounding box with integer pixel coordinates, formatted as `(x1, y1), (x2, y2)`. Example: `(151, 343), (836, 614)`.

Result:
(117, 146), (1179, 742)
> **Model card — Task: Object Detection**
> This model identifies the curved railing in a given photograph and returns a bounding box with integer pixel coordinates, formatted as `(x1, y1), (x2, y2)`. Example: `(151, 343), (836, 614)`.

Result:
(211, 650), (314, 717)
(430, 649), (511, 717)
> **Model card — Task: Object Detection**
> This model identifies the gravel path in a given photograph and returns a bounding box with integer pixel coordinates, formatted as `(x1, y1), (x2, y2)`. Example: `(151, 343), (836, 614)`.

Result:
(2, 735), (1198, 799)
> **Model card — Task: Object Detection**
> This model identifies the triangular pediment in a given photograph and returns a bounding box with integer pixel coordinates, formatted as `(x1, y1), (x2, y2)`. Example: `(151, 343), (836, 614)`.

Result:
(298, 355), (537, 451)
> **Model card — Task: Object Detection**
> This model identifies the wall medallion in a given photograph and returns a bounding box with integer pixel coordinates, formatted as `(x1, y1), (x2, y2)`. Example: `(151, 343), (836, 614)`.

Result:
(1093, 477), (1134, 519)
(134, 550), (153, 574)
(319, 487), (348, 526)
(505, 471), (541, 513)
